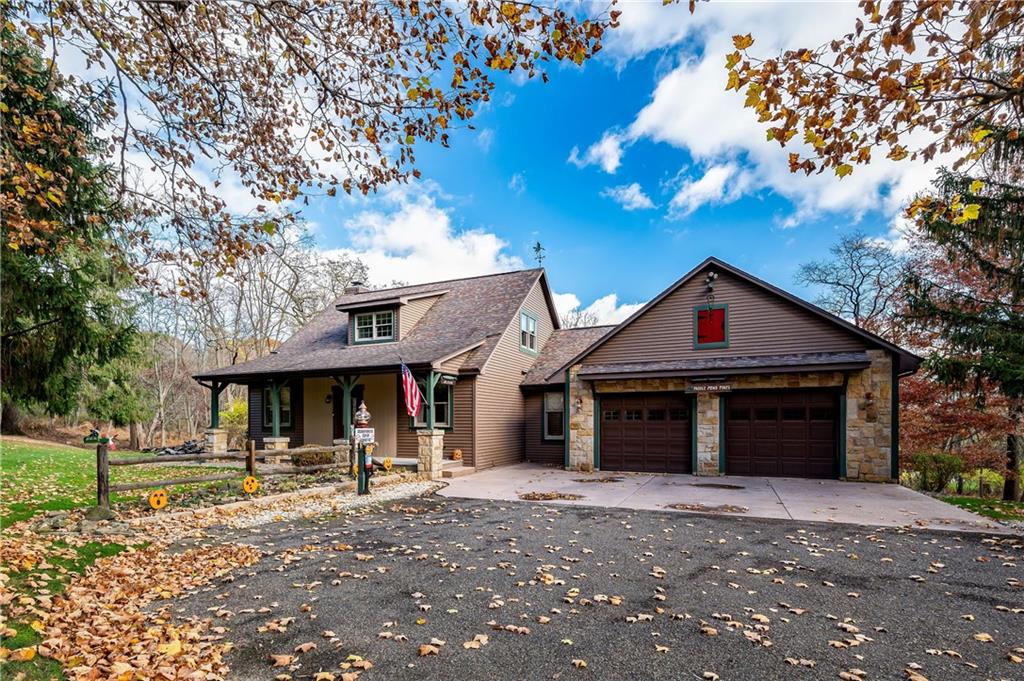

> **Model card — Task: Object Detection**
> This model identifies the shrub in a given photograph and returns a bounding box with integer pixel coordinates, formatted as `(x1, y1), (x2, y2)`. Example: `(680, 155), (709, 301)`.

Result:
(291, 446), (334, 467)
(218, 399), (248, 449)
(911, 452), (965, 493)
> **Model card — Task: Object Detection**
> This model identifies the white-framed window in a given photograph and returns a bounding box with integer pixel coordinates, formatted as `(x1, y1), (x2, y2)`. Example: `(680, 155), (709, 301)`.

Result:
(263, 386), (292, 427)
(520, 311), (538, 354)
(413, 383), (451, 428)
(543, 392), (564, 440)
(353, 310), (394, 342)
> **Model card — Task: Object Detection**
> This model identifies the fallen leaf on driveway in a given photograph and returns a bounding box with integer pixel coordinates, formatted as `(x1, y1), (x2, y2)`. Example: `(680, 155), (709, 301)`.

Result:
(418, 644), (439, 656)
(572, 659), (587, 668)
(270, 654), (294, 667)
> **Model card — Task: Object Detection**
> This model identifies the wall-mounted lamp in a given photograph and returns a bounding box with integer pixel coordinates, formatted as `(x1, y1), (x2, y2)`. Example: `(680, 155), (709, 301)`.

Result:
(704, 271), (719, 309)
(325, 393), (332, 404)
(574, 397), (584, 414)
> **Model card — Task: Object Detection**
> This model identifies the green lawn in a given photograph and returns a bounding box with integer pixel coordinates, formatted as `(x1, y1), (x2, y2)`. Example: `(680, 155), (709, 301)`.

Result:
(942, 495), (1024, 521)
(0, 437), (226, 527)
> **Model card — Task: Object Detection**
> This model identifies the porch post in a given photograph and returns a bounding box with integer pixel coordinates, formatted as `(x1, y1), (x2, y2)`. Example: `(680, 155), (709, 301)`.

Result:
(209, 381), (226, 428)
(424, 370), (439, 427)
(270, 380), (282, 438)
(336, 375), (359, 440)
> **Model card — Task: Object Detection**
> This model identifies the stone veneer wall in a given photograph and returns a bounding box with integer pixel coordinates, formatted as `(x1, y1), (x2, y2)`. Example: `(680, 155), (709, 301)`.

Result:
(565, 350), (896, 481)
(844, 350), (893, 481)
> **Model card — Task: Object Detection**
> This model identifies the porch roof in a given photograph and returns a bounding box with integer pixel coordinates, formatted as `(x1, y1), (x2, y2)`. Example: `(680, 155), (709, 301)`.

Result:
(195, 269), (548, 383)
(575, 351), (873, 381)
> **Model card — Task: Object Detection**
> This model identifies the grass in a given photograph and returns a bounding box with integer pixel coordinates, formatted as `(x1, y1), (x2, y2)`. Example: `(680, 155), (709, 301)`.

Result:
(942, 495), (1024, 521)
(0, 437), (228, 527)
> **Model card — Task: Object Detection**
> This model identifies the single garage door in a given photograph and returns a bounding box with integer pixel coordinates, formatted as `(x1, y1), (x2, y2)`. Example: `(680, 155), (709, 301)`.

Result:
(725, 390), (838, 479)
(600, 393), (692, 473)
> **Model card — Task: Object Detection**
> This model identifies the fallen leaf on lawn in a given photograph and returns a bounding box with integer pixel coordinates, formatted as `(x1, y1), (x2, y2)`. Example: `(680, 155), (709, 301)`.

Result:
(9, 646), (36, 662)
(157, 639), (182, 657)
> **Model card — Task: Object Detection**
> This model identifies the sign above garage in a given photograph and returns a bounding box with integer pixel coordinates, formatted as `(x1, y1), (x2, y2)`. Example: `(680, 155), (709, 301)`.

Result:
(686, 383), (732, 394)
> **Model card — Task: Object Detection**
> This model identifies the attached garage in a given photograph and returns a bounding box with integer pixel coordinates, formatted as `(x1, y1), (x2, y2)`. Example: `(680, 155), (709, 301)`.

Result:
(599, 393), (692, 473)
(724, 390), (838, 479)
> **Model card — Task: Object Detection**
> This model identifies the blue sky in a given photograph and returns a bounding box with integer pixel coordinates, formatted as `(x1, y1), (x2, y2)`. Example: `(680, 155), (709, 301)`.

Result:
(300, 3), (935, 323)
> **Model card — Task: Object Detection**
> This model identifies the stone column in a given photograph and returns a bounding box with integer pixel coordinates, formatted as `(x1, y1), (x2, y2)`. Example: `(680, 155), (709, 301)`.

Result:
(417, 429), (444, 480)
(845, 350), (894, 481)
(695, 393), (721, 475)
(333, 438), (351, 469)
(263, 436), (291, 464)
(204, 428), (228, 454)
(567, 366), (595, 471)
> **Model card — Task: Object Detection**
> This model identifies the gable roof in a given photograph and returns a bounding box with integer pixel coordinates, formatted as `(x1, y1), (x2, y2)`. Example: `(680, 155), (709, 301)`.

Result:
(521, 325), (615, 388)
(547, 256), (921, 381)
(195, 268), (557, 381)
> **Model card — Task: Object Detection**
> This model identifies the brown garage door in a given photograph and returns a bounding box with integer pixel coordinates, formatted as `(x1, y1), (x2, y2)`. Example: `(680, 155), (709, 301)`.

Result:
(725, 391), (838, 479)
(600, 393), (691, 473)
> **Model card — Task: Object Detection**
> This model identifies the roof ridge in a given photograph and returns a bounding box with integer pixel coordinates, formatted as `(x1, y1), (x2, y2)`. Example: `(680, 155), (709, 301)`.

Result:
(349, 267), (544, 297)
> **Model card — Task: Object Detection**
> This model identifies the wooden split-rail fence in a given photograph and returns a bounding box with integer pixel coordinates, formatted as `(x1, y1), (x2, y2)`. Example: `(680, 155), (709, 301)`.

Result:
(94, 441), (349, 510)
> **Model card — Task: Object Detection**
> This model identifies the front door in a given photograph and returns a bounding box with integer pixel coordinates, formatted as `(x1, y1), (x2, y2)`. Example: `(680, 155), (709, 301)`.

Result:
(599, 393), (692, 473)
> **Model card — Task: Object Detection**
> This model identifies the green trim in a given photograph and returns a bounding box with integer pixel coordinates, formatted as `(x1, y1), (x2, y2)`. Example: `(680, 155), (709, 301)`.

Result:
(718, 394), (726, 474)
(337, 375), (359, 441)
(593, 388), (600, 470)
(563, 369), (570, 469)
(838, 374), (849, 479)
(891, 354), (900, 480)
(693, 303), (730, 349)
(690, 397), (698, 473)
(518, 310), (539, 356)
(409, 373), (453, 431)
(541, 391), (565, 442)
(269, 382), (281, 438)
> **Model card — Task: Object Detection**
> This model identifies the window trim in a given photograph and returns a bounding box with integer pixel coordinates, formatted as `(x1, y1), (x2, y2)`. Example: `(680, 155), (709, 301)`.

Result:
(519, 310), (538, 356)
(693, 303), (729, 349)
(542, 391), (565, 441)
(410, 381), (453, 431)
(262, 386), (293, 428)
(352, 309), (396, 343)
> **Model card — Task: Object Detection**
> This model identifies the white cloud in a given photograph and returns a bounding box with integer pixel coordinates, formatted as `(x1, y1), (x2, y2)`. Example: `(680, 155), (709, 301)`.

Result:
(601, 182), (656, 211)
(476, 128), (495, 153)
(508, 172), (527, 195)
(326, 185), (522, 286)
(552, 290), (645, 326)
(583, 2), (951, 227)
(568, 131), (627, 174)
(668, 163), (753, 217)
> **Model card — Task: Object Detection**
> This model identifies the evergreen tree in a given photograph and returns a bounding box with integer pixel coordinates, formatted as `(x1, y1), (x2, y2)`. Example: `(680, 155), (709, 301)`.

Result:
(905, 125), (1024, 501)
(1, 27), (135, 430)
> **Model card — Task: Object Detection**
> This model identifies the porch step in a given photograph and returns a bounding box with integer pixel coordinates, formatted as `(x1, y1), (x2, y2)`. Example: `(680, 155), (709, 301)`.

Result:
(442, 465), (475, 479)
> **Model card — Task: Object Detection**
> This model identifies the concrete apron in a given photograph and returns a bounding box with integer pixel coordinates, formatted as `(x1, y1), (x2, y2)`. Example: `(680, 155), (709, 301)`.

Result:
(437, 463), (1010, 535)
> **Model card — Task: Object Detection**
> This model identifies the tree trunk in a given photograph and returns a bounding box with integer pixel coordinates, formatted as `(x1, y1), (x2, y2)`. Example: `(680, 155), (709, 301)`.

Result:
(129, 422), (142, 451)
(1004, 402), (1022, 502)
(1, 400), (24, 435)
(956, 476), (964, 495)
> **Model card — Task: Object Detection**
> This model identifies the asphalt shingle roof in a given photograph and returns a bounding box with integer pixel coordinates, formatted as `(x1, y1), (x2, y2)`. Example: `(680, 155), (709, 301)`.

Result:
(195, 269), (546, 380)
(520, 326), (615, 387)
(576, 351), (872, 378)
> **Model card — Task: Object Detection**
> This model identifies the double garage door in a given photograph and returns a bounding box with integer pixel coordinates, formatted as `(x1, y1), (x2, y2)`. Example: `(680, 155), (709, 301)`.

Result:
(598, 390), (839, 479)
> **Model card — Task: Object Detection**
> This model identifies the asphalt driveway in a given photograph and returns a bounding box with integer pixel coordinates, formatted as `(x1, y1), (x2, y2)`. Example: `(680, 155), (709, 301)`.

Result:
(173, 494), (1023, 680)
(439, 464), (1006, 533)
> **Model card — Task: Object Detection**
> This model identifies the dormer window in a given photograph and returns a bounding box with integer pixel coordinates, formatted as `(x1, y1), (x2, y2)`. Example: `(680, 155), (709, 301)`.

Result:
(520, 311), (538, 355)
(354, 310), (394, 342)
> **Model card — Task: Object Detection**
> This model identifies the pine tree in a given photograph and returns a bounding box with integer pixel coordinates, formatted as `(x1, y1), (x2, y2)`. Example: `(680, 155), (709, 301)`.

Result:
(905, 124), (1024, 501)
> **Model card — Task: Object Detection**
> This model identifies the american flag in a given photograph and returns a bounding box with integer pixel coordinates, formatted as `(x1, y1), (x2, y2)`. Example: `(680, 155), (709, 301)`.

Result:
(400, 363), (423, 418)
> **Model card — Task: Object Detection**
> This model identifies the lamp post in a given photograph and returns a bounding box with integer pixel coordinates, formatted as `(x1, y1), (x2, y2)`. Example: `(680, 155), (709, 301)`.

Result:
(354, 400), (373, 495)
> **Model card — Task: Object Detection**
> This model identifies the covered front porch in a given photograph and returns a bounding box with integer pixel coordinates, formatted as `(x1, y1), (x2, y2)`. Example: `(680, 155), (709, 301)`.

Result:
(197, 367), (473, 475)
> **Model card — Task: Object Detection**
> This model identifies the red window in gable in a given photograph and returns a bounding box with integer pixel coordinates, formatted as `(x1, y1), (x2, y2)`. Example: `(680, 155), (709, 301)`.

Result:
(696, 306), (727, 346)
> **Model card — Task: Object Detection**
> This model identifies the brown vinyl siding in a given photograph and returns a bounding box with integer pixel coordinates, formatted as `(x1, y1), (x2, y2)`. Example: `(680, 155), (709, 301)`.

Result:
(524, 391), (564, 465)
(586, 271), (867, 366)
(247, 379), (304, 449)
(438, 348), (476, 374)
(400, 295), (443, 339)
(396, 374), (476, 465)
(474, 280), (556, 469)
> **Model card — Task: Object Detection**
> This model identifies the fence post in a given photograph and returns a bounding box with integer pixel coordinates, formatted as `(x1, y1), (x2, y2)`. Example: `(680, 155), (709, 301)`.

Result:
(96, 443), (110, 509)
(247, 439), (256, 476)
